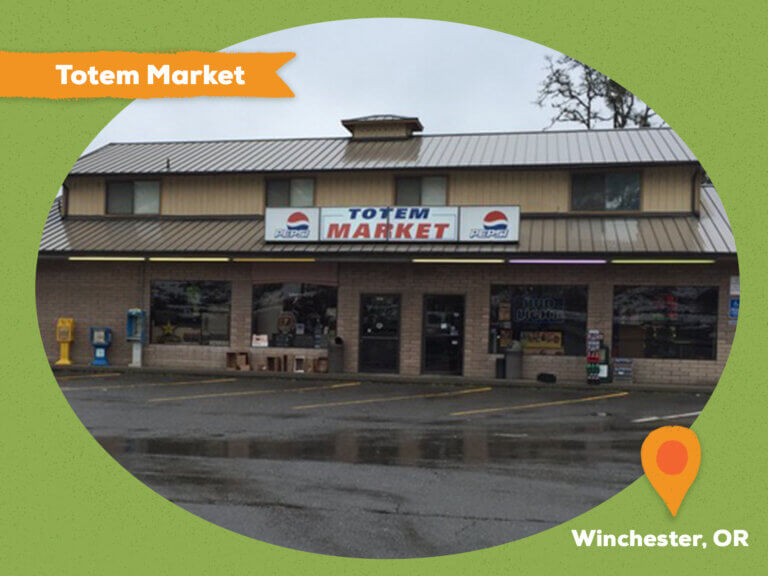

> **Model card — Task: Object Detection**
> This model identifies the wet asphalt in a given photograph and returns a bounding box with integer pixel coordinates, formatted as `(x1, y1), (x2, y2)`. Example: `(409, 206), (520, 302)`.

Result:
(57, 371), (709, 558)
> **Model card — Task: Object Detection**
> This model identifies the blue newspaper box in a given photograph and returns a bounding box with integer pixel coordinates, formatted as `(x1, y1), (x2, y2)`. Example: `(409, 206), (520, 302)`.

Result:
(89, 326), (112, 366)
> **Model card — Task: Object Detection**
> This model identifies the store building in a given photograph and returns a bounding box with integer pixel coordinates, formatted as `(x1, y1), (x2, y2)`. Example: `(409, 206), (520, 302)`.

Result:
(36, 115), (738, 385)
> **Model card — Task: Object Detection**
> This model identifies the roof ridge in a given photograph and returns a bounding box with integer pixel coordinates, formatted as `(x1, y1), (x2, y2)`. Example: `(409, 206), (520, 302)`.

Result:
(81, 126), (677, 150)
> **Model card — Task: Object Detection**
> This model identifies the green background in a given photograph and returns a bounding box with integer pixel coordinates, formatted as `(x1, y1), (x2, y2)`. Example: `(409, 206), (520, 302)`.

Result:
(1, 1), (764, 573)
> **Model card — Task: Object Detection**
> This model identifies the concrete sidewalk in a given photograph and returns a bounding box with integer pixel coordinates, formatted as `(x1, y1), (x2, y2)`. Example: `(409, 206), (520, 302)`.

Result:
(50, 363), (715, 395)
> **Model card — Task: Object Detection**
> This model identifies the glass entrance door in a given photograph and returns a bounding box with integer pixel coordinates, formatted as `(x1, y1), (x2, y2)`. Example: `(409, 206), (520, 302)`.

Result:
(359, 294), (401, 373)
(423, 295), (465, 375)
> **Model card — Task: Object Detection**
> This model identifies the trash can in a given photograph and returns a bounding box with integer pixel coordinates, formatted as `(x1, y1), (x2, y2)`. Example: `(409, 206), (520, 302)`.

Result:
(328, 336), (345, 374)
(504, 341), (523, 380)
(495, 357), (505, 379)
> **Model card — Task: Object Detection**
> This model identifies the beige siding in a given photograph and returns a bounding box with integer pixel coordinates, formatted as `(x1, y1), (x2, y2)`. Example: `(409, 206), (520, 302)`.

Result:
(66, 177), (104, 215)
(318, 170), (572, 212)
(65, 174), (263, 216)
(315, 172), (393, 206)
(449, 170), (570, 212)
(162, 174), (262, 215)
(64, 166), (697, 216)
(643, 166), (696, 212)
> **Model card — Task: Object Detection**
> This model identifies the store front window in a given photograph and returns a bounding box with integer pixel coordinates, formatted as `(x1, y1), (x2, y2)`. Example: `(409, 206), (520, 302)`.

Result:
(613, 286), (718, 360)
(489, 285), (588, 355)
(252, 283), (337, 348)
(150, 281), (231, 345)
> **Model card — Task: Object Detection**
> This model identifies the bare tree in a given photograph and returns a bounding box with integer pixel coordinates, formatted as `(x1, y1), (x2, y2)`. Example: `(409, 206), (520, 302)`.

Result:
(536, 55), (660, 130)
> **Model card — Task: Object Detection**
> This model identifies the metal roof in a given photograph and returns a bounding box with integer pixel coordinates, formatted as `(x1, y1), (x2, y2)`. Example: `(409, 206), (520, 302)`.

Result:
(70, 127), (698, 175)
(40, 187), (734, 257)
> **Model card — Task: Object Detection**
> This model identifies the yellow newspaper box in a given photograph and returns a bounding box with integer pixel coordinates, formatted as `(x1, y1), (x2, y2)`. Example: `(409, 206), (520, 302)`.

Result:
(55, 317), (74, 365)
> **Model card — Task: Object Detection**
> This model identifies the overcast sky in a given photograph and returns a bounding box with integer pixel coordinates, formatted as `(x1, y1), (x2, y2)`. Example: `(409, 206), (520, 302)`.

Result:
(84, 19), (564, 154)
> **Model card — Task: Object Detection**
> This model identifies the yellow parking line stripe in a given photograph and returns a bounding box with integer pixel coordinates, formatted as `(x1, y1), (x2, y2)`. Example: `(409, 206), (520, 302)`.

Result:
(450, 391), (629, 417)
(293, 386), (492, 411)
(62, 377), (237, 392)
(57, 372), (122, 382)
(148, 381), (361, 403)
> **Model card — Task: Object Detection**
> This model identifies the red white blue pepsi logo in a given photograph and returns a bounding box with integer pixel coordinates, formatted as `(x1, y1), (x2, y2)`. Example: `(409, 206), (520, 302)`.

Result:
(286, 211), (310, 231)
(275, 211), (312, 239)
(469, 209), (510, 239)
(483, 210), (509, 231)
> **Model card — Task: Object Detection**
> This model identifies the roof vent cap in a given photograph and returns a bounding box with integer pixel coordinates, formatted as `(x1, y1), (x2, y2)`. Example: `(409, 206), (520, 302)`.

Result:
(341, 114), (423, 140)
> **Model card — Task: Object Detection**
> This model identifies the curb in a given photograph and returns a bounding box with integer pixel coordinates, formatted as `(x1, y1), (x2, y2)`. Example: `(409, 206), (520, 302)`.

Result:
(50, 364), (715, 395)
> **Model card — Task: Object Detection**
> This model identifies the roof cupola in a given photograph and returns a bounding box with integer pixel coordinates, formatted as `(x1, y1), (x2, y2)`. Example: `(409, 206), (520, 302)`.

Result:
(341, 114), (423, 140)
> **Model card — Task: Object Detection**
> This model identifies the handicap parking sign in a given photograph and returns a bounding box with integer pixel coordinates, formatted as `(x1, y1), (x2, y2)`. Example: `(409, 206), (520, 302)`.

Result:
(729, 297), (740, 319)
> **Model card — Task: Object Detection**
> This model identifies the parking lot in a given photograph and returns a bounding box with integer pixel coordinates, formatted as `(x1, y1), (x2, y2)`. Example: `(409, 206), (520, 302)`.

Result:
(57, 371), (709, 558)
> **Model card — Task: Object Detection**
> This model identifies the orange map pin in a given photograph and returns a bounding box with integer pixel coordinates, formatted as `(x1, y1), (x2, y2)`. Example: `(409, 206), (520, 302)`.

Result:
(641, 426), (701, 516)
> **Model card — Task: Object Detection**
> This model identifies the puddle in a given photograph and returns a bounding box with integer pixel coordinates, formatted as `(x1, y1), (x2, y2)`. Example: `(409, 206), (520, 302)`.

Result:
(97, 428), (638, 467)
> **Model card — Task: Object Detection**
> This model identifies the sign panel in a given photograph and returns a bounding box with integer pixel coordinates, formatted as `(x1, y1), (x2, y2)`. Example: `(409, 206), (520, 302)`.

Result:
(265, 206), (520, 243)
(389, 206), (457, 242)
(320, 207), (389, 243)
(319, 206), (458, 242)
(251, 334), (269, 348)
(730, 275), (740, 296)
(264, 207), (320, 242)
(459, 206), (520, 242)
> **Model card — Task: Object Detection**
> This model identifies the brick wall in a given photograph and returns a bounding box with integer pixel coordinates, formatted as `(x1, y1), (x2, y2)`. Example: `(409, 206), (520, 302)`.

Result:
(36, 260), (339, 370)
(36, 259), (738, 385)
(336, 261), (738, 385)
(36, 259), (144, 365)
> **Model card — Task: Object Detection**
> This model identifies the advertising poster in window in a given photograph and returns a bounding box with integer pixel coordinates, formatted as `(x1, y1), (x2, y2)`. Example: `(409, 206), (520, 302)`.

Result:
(520, 330), (564, 354)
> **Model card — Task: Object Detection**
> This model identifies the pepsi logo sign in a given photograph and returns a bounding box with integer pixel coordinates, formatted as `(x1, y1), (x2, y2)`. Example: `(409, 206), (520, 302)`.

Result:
(459, 206), (519, 242)
(276, 211), (311, 238)
(286, 212), (310, 231)
(266, 206), (518, 243)
(470, 210), (510, 239)
(483, 210), (508, 231)
(265, 208), (320, 241)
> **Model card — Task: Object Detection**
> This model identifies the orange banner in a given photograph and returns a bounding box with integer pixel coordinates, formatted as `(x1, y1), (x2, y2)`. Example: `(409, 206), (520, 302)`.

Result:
(0, 51), (295, 98)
